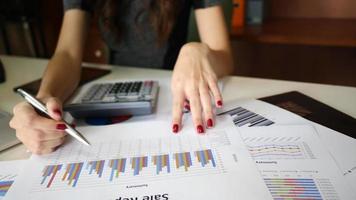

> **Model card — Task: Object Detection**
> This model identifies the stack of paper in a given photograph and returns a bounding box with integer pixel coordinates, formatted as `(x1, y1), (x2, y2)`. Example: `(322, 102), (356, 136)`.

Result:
(1, 99), (355, 199)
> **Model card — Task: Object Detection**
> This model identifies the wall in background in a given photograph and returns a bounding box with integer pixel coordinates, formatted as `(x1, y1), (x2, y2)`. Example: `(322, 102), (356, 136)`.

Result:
(268, 0), (356, 19)
(232, 0), (356, 87)
(233, 41), (356, 86)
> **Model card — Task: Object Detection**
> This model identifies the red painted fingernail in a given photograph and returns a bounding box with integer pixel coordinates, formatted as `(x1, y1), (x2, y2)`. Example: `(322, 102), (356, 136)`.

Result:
(54, 109), (62, 116)
(207, 119), (213, 128)
(184, 104), (190, 111)
(172, 124), (179, 133)
(197, 125), (204, 134)
(56, 124), (67, 130)
(70, 123), (76, 128)
(217, 100), (223, 107)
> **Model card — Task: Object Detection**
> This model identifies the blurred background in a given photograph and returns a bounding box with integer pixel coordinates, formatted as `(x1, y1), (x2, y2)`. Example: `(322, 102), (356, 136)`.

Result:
(0, 0), (355, 86)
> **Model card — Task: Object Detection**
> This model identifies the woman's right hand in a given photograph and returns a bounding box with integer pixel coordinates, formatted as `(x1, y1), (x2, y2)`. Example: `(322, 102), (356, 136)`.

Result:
(9, 97), (67, 155)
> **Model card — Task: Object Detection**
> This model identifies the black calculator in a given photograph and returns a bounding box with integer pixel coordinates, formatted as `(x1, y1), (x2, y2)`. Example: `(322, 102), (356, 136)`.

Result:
(64, 80), (159, 118)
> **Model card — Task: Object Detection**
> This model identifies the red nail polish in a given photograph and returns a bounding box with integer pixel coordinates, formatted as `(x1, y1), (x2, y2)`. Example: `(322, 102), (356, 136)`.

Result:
(56, 124), (67, 130)
(70, 123), (76, 128)
(207, 119), (213, 128)
(184, 104), (190, 111)
(54, 109), (62, 116)
(172, 124), (179, 133)
(197, 125), (204, 134)
(217, 100), (223, 107)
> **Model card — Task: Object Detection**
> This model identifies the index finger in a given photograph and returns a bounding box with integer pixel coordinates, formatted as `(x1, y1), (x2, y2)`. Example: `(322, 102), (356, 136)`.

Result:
(19, 103), (66, 131)
(171, 90), (185, 134)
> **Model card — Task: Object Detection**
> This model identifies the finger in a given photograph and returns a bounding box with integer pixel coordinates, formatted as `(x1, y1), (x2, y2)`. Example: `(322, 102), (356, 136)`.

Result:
(16, 128), (67, 143)
(199, 82), (214, 128)
(18, 130), (64, 155)
(19, 108), (67, 132)
(41, 137), (66, 149)
(32, 148), (56, 155)
(29, 137), (65, 155)
(206, 75), (223, 108)
(184, 99), (190, 112)
(171, 91), (185, 134)
(46, 97), (63, 120)
(12, 102), (53, 131)
(187, 88), (204, 134)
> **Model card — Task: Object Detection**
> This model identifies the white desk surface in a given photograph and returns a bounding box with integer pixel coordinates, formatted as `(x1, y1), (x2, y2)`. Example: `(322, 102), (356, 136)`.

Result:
(1, 55), (356, 161)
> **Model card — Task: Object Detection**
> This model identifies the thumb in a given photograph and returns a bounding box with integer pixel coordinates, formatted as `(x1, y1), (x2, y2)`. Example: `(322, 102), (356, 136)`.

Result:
(45, 97), (63, 121)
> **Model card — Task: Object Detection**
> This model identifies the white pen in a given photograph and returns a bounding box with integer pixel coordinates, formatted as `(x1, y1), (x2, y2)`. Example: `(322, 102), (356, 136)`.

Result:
(16, 88), (90, 146)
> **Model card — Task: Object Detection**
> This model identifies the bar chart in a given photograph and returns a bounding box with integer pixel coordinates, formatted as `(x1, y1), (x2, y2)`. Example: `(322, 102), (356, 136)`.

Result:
(39, 148), (220, 190)
(0, 180), (14, 197)
(261, 169), (340, 200)
(108, 158), (126, 181)
(264, 178), (323, 199)
(220, 106), (275, 127)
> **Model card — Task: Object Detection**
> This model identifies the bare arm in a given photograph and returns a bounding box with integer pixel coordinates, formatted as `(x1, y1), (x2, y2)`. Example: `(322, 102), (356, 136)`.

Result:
(195, 5), (234, 77)
(37, 9), (90, 101)
(10, 9), (90, 155)
(171, 5), (234, 134)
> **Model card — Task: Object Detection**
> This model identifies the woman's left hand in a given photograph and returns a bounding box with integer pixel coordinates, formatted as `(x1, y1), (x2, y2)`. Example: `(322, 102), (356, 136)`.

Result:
(171, 42), (223, 134)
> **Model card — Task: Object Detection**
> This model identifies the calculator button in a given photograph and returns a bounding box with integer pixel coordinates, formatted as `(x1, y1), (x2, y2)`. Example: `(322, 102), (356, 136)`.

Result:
(82, 84), (100, 102)
(91, 84), (111, 101)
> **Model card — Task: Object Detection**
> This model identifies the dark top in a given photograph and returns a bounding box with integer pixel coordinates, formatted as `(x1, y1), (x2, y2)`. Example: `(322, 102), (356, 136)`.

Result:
(63, 0), (220, 69)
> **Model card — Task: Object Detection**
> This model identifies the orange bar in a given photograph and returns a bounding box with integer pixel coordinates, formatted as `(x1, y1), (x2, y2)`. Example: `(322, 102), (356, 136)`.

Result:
(62, 165), (70, 181)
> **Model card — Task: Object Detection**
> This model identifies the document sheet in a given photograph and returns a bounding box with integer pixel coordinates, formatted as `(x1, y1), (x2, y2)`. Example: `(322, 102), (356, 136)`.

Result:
(5, 118), (272, 200)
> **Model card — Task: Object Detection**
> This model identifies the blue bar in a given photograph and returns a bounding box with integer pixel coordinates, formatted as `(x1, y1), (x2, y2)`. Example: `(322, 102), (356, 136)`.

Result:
(109, 160), (117, 181)
(157, 156), (161, 174)
(178, 153), (183, 167)
(208, 150), (216, 167)
(166, 155), (170, 173)
(200, 151), (206, 167)
(122, 159), (126, 172)
(89, 162), (95, 174)
(134, 158), (139, 175)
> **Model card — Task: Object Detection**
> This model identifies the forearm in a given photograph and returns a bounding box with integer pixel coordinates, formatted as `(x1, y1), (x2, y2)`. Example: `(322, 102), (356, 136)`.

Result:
(37, 51), (81, 102)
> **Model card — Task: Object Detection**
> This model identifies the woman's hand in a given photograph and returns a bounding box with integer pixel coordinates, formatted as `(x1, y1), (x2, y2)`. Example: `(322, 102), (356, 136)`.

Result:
(171, 42), (223, 134)
(9, 97), (67, 155)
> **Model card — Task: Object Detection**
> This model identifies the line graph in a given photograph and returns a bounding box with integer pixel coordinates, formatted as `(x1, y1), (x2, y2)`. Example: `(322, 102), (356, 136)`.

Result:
(243, 136), (316, 160)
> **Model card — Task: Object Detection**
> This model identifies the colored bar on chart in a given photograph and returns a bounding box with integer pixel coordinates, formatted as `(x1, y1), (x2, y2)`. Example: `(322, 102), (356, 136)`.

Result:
(195, 149), (216, 167)
(152, 154), (170, 174)
(0, 180), (14, 197)
(62, 162), (84, 187)
(87, 160), (105, 178)
(264, 178), (323, 200)
(174, 152), (192, 171)
(109, 158), (127, 181)
(131, 156), (148, 176)
(41, 164), (63, 188)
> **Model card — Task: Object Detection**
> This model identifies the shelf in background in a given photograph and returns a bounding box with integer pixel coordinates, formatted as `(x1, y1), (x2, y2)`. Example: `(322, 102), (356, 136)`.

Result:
(231, 18), (356, 47)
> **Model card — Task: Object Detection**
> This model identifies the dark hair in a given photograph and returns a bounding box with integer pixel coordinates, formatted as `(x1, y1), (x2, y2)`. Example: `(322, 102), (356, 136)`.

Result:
(93, 0), (181, 44)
